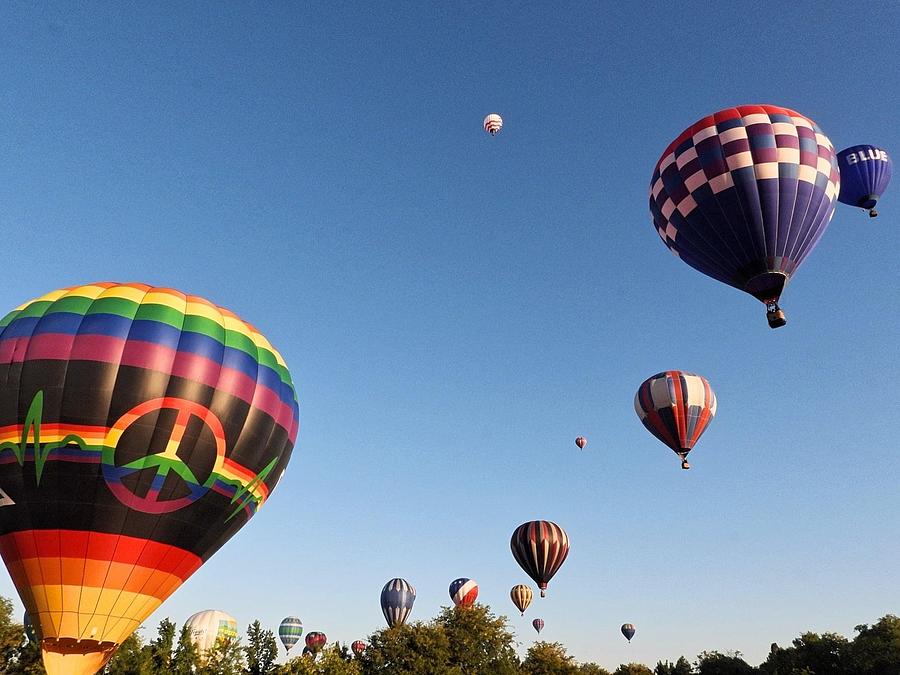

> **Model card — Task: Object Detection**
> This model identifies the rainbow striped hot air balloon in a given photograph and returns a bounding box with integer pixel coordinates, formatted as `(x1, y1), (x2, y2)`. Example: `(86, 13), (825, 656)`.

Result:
(449, 578), (479, 608)
(279, 616), (304, 653)
(510, 521), (570, 597)
(0, 283), (299, 675)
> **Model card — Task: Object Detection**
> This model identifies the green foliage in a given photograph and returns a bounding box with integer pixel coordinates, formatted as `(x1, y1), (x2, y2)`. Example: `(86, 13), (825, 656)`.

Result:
(0, 596), (25, 669)
(148, 619), (176, 673)
(847, 615), (900, 675)
(103, 633), (153, 674)
(171, 624), (201, 675)
(613, 664), (653, 675)
(433, 604), (519, 675)
(580, 663), (612, 674)
(245, 620), (280, 675)
(654, 657), (691, 675)
(520, 641), (579, 675)
(695, 651), (756, 674)
(361, 623), (453, 674)
(199, 636), (244, 675)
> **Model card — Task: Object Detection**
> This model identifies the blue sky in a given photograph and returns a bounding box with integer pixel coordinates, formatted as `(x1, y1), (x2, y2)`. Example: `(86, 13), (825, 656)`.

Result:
(1, 0), (898, 669)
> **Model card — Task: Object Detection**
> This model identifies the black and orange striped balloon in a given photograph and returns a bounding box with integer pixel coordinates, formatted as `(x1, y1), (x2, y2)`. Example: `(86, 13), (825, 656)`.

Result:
(510, 520), (569, 597)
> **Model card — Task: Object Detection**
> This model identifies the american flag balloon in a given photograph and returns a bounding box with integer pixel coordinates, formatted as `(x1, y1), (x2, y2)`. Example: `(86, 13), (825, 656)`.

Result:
(449, 578), (479, 608)
(649, 104), (840, 328)
(381, 578), (416, 628)
(510, 521), (569, 597)
(483, 113), (503, 135)
(635, 371), (716, 470)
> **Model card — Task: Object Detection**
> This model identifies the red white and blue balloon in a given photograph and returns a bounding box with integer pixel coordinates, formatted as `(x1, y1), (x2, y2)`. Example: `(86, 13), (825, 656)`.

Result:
(449, 578), (479, 608)
(381, 578), (416, 628)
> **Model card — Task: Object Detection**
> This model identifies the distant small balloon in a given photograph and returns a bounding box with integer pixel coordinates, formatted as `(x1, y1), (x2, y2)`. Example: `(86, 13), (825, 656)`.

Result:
(483, 113), (503, 135)
(575, 436), (587, 450)
(532, 618), (544, 634)
(510, 584), (533, 615)
(837, 145), (892, 217)
(352, 640), (367, 658)
(621, 623), (636, 642)
(278, 616), (303, 653)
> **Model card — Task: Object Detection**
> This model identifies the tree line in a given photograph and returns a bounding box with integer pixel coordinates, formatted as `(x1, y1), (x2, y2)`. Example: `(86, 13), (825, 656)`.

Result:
(2, 596), (899, 674)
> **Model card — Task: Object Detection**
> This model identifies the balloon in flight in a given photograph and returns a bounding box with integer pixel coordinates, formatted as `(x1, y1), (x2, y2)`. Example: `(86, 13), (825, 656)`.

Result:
(483, 113), (503, 136)
(305, 631), (327, 654)
(302, 646), (315, 659)
(649, 104), (840, 328)
(837, 145), (892, 217)
(622, 623), (636, 642)
(184, 610), (238, 656)
(279, 616), (304, 652)
(635, 371), (716, 469)
(575, 436), (587, 450)
(449, 577), (479, 608)
(532, 618), (544, 634)
(352, 640), (367, 658)
(510, 520), (570, 597)
(0, 283), (299, 675)
(381, 577), (416, 627)
(510, 584), (533, 615)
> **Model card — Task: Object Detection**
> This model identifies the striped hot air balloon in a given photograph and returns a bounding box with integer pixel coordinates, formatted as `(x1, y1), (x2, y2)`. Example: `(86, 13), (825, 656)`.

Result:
(351, 640), (366, 657)
(305, 631), (326, 654)
(621, 623), (636, 642)
(635, 371), (717, 469)
(532, 618), (544, 634)
(483, 113), (503, 135)
(449, 578), (479, 608)
(575, 436), (587, 450)
(510, 521), (570, 597)
(279, 617), (304, 653)
(381, 578), (416, 627)
(510, 584), (533, 615)
(0, 283), (298, 675)
(649, 104), (840, 328)
(837, 145), (892, 217)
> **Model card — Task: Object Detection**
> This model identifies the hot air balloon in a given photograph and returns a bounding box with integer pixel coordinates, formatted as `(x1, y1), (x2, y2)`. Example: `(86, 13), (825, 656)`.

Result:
(279, 616), (304, 653)
(305, 631), (326, 654)
(381, 578), (416, 627)
(649, 104), (840, 328)
(483, 113), (503, 136)
(837, 145), (892, 217)
(302, 646), (315, 659)
(510, 521), (569, 597)
(575, 436), (587, 450)
(510, 584), (533, 615)
(185, 610), (239, 655)
(0, 283), (299, 675)
(621, 623), (636, 642)
(351, 640), (367, 657)
(532, 618), (544, 634)
(449, 578), (479, 608)
(635, 371), (716, 469)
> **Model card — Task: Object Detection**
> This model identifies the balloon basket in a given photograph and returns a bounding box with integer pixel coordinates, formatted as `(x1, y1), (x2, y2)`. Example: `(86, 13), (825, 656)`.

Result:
(766, 307), (786, 329)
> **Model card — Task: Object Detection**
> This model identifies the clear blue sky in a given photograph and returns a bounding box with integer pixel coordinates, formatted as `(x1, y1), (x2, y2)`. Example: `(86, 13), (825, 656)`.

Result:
(1, 1), (898, 669)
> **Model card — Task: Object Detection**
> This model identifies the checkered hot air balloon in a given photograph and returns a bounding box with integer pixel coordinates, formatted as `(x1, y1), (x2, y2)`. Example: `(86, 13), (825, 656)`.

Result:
(351, 640), (367, 658)
(483, 113), (503, 135)
(510, 584), (533, 615)
(837, 145), (892, 217)
(649, 104), (840, 328)
(449, 578), (479, 608)
(621, 623), (636, 642)
(510, 521), (569, 597)
(278, 617), (303, 653)
(381, 578), (416, 627)
(635, 371), (716, 470)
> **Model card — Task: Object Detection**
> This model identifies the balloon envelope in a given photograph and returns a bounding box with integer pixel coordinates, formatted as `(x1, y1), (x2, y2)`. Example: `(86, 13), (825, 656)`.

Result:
(279, 616), (304, 652)
(532, 618), (544, 634)
(622, 623), (636, 642)
(510, 584), (533, 615)
(351, 640), (367, 657)
(449, 577), (479, 608)
(483, 113), (503, 135)
(635, 371), (716, 469)
(575, 436), (587, 449)
(0, 283), (299, 675)
(381, 578), (416, 627)
(510, 521), (570, 597)
(185, 610), (238, 655)
(649, 104), (839, 326)
(837, 145), (892, 215)
(305, 631), (326, 653)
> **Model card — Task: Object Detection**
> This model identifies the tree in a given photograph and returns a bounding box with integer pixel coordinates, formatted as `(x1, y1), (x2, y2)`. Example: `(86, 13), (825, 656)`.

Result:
(314, 645), (363, 674)
(276, 655), (318, 675)
(0, 597), (25, 669)
(759, 632), (848, 675)
(580, 664), (612, 675)
(361, 623), (453, 674)
(433, 604), (519, 675)
(245, 620), (279, 675)
(520, 641), (579, 675)
(655, 658), (691, 675)
(848, 615), (900, 675)
(695, 651), (756, 675)
(613, 665), (653, 675)
(104, 633), (153, 674)
(200, 636), (244, 675)
(148, 618), (176, 673)
(171, 624), (201, 675)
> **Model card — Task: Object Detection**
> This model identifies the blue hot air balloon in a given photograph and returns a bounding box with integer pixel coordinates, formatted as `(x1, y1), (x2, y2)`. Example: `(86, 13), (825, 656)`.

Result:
(837, 145), (892, 217)
(381, 578), (416, 628)
(650, 105), (841, 328)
